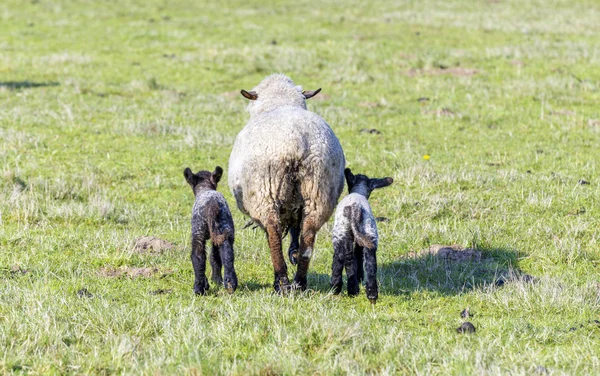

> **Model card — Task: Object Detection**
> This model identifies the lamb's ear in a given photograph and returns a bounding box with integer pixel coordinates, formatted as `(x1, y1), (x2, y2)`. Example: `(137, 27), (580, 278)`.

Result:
(240, 90), (258, 100)
(303, 88), (321, 99)
(211, 166), (223, 185)
(344, 168), (355, 186)
(371, 177), (394, 190)
(183, 168), (196, 186)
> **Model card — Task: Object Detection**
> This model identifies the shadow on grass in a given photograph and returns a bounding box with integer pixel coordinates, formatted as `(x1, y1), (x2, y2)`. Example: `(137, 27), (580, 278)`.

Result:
(379, 246), (527, 296)
(0, 81), (59, 90)
(306, 246), (530, 297)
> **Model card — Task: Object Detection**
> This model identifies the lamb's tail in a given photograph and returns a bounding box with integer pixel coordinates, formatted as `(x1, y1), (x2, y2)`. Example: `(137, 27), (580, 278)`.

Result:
(206, 201), (228, 246)
(343, 204), (375, 249)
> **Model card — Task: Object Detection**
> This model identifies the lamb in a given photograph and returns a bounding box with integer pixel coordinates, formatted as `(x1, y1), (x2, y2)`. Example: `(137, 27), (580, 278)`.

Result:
(331, 168), (393, 303)
(228, 74), (346, 292)
(184, 166), (237, 295)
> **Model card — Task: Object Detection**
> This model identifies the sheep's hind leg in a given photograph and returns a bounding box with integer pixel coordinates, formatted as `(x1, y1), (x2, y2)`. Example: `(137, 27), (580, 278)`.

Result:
(287, 226), (300, 265)
(363, 246), (378, 304)
(294, 216), (319, 291)
(345, 242), (360, 296)
(266, 212), (290, 293)
(220, 240), (238, 293)
(354, 244), (364, 283)
(331, 238), (349, 294)
(210, 244), (223, 286)
(191, 237), (209, 295)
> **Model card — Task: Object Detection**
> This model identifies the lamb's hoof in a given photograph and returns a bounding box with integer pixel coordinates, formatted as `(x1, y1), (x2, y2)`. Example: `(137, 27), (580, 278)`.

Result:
(347, 280), (360, 296)
(212, 276), (223, 285)
(293, 275), (307, 291)
(194, 277), (210, 295)
(224, 277), (237, 294)
(331, 282), (343, 295)
(288, 247), (299, 265)
(366, 290), (378, 304)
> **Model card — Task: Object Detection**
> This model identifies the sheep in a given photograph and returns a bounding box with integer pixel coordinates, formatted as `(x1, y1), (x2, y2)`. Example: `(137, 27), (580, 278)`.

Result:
(228, 73), (346, 292)
(184, 166), (237, 295)
(331, 168), (393, 303)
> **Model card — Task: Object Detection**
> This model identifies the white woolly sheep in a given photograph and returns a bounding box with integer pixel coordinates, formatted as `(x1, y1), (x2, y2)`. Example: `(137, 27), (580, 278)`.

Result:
(331, 168), (393, 303)
(228, 73), (346, 292)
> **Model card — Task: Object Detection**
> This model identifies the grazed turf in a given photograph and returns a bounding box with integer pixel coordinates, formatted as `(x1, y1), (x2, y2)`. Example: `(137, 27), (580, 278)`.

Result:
(1, 0), (599, 374)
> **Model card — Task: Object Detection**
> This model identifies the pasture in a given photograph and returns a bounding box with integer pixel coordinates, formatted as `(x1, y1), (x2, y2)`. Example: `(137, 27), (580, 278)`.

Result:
(1, 0), (599, 374)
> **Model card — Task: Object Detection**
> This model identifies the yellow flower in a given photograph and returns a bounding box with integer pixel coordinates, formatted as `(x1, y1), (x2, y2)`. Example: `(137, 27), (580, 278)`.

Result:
(423, 155), (430, 160)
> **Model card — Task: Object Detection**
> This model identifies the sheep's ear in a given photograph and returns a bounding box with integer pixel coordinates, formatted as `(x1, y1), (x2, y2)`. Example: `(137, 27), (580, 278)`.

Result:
(241, 90), (258, 100)
(371, 177), (394, 190)
(344, 168), (355, 186)
(303, 88), (321, 99)
(183, 168), (196, 186)
(211, 166), (223, 185)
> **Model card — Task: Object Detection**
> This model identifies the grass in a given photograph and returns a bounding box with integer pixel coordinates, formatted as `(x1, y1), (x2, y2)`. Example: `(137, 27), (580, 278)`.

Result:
(1, 0), (599, 374)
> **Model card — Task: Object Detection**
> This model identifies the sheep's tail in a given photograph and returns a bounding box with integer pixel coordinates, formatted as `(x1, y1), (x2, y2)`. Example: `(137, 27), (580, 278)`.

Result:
(343, 205), (375, 249)
(206, 201), (227, 246)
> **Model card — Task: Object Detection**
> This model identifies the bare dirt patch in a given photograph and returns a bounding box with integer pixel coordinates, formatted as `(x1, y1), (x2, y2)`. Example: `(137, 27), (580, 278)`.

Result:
(133, 236), (175, 254)
(407, 244), (482, 263)
(99, 266), (172, 278)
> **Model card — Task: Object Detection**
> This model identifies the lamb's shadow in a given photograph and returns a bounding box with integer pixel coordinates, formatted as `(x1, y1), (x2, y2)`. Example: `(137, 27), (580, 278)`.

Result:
(379, 246), (528, 296)
(0, 81), (59, 90)
(306, 246), (530, 297)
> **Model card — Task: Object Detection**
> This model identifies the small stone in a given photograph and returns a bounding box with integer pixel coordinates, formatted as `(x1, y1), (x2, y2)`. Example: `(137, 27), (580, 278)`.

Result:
(456, 322), (476, 334)
(578, 179), (590, 185)
(460, 308), (470, 318)
(77, 288), (93, 298)
(534, 365), (548, 374)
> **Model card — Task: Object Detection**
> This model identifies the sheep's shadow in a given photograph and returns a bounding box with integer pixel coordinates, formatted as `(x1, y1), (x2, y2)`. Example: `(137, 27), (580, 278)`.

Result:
(0, 81), (59, 90)
(306, 246), (530, 297)
(379, 246), (528, 296)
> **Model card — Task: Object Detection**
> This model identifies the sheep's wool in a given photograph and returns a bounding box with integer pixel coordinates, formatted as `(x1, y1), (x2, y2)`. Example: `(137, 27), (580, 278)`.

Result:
(228, 74), (345, 229)
(332, 193), (379, 248)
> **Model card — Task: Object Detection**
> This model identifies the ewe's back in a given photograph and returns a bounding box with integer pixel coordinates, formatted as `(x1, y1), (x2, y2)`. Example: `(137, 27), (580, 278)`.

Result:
(228, 74), (345, 229)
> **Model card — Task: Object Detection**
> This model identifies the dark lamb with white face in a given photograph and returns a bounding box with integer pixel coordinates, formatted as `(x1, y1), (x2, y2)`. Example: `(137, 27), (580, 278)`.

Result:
(184, 166), (237, 295)
(331, 168), (393, 303)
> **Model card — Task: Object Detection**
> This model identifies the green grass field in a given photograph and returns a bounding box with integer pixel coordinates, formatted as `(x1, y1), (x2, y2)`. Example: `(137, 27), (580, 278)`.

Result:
(1, 0), (599, 374)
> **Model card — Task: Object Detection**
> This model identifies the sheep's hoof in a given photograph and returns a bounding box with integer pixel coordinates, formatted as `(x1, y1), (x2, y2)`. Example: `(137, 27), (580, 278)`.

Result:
(288, 248), (299, 265)
(331, 282), (343, 295)
(274, 276), (291, 294)
(369, 298), (377, 305)
(193, 277), (210, 295)
(293, 275), (307, 291)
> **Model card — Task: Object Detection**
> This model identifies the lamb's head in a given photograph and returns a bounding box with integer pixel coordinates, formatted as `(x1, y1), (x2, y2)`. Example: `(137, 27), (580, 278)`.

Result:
(240, 73), (321, 116)
(183, 166), (223, 195)
(344, 168), (393, 199)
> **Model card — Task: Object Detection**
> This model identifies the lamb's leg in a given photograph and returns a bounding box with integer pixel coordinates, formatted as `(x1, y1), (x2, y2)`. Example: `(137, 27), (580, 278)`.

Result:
(219, 240), (238, 293)
(294, 215), (318, 290)
(191, 236), (209, 295)
(330, 237), (348, 294)
(287, 226), (300, 265)
(210, 243), (223, 285)
(345, 242), (360, 296)
(363, 246), (378, 304)
(354, 244), (364, 283)
(266, 211), (290, 293)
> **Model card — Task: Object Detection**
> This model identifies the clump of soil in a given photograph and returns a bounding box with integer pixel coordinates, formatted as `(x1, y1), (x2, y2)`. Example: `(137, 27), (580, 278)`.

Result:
(99, 266), (171, 278)
(456, 322), (476, 334)
(133, 236), (175, 254)
(407, 244), (482, 263)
